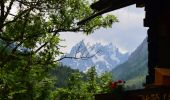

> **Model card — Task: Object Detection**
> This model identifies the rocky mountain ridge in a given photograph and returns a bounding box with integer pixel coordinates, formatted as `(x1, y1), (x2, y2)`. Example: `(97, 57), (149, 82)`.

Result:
(60, 40), (129, 74)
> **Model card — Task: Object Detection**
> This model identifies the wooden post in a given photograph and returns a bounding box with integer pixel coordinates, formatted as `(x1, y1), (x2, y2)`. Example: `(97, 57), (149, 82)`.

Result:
(155, 68), (170, 86)
(144, 0), (170, 84)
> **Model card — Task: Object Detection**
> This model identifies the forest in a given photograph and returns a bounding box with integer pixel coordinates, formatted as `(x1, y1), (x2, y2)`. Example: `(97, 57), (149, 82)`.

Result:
(0, 0), (119, 99)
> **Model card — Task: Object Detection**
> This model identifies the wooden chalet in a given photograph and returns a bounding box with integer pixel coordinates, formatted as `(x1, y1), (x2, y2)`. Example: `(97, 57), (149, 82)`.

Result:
(78, 0), (170, 99)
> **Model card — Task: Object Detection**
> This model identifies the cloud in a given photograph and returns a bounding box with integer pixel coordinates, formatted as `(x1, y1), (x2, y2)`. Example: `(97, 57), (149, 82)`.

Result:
(91, 5), (147, 52)
(60, 5), (147, 53)
(59, 32), (108, 53)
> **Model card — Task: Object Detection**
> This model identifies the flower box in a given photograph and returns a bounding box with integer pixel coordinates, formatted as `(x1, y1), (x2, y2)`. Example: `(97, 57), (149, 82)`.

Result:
(95, 93), (142, 100)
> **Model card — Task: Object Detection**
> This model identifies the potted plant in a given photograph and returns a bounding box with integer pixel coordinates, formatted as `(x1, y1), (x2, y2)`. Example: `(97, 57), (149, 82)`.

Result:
(95, 80), (126, 100)
(109, 80), (125, 100)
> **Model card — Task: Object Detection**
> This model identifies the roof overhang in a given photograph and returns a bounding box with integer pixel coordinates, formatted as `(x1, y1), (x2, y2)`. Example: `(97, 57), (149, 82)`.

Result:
(77, 0), (144, 25)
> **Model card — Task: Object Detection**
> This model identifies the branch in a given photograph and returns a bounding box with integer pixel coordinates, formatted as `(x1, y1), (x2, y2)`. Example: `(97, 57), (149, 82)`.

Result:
(16, 0), (43, 6)
(16, 0), (46, 11)
(17, 0), (39, 4)
(35, 42), (48, 53)
(0, 32), (41, 46)
(75, 42), (82, 57)
(11, 12), (30, 54)
(3, 6), (34, 27)
(4, 0), (15, 21)
(56, 52), (98, 61)
(56, 41), (101, 61)
(51, 27), (84, 33)
(34, 26), (82, 54)
(34, 24), (86, 53)
(11, 41), (23, 54)
(34, 32), (59, 53)
(0, 8), (16, 16)
(0, 1), (5, 31)
(0, 1), (5, 18)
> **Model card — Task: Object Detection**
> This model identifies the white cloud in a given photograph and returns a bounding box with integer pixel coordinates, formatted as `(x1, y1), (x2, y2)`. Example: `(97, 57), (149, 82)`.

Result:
(59, 32), (108, 53)
(91, 5), (147, 52)
(60, 5), (147, 54)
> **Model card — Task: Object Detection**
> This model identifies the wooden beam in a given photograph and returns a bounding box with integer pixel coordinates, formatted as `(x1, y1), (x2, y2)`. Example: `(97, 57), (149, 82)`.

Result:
(78, 0), (138, 25)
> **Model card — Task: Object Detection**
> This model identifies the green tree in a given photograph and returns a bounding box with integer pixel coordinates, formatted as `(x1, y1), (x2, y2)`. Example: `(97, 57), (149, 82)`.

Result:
(0, 0), (117, 99)
(52, 72), (90, 100)
(86, 66), (98, 94)
(53, 67), (113, 100)
(85, 67), (113, 94)
(98, 72), (113, 93)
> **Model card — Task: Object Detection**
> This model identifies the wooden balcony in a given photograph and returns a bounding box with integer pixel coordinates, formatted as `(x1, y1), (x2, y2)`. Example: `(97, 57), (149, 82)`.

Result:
(95, 86), (170, 100)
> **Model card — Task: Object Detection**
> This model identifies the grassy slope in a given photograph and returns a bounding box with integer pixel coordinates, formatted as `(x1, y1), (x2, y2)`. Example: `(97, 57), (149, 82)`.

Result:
(111, 39), (148, 89)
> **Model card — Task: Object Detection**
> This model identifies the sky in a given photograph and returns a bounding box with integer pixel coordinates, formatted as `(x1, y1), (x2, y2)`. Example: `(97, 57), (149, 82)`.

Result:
(60, 5), (148, 54)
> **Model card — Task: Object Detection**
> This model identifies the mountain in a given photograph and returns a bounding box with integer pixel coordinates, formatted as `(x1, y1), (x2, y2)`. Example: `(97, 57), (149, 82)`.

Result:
(60, 40), (129, 74)
(111, 38), (148, 89)
(0, 39), (30, 54)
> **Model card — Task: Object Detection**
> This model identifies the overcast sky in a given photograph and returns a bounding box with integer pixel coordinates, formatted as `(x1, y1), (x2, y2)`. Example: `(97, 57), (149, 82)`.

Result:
(60, 5), (148, 54)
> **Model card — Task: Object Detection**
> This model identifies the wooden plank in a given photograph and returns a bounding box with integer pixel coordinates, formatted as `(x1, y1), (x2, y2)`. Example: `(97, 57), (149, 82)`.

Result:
(155, 68), (170, 86)
(95, 87), (170, 100)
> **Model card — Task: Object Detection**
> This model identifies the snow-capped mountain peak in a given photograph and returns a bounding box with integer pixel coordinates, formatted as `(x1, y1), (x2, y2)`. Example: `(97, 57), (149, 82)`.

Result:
(60, 41), (129, 74)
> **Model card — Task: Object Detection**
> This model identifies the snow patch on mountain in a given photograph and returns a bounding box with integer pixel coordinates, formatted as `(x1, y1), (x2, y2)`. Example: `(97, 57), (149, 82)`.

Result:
(60, 40), (129, 74)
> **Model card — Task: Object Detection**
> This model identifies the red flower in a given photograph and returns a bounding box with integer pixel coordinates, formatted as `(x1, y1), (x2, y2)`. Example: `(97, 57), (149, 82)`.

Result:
(118, 80), (123, 83)
(111, 84), (116, 89)
(110, 82), (118, 89)
(114, 82), (118, 85)
(109, 80), (126, 89)
(117, 80), (125, 83)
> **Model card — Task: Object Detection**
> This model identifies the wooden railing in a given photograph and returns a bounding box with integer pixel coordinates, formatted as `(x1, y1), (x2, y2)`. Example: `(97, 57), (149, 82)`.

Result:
(95, 86), (170, 100)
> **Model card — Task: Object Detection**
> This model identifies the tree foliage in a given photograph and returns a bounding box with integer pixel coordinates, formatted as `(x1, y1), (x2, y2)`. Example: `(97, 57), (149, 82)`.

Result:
(0, 0), (117, 99)
(52, 67), (113, 100)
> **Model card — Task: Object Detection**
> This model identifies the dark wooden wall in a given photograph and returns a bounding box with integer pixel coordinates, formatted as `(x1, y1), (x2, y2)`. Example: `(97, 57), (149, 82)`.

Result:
(144, 0), (170, 84)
